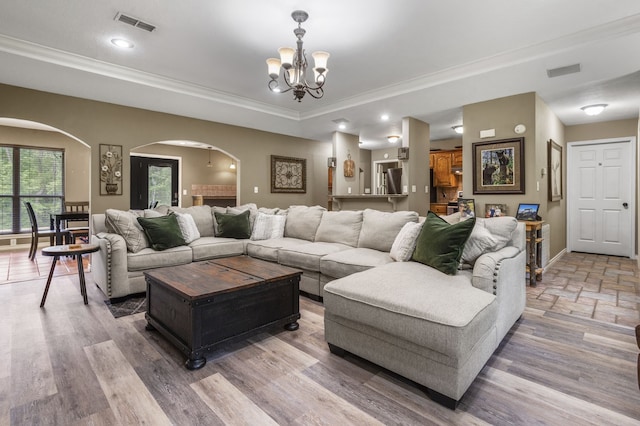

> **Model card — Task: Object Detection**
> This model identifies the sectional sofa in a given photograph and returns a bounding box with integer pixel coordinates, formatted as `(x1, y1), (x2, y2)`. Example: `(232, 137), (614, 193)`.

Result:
(90, 203), (526, 408)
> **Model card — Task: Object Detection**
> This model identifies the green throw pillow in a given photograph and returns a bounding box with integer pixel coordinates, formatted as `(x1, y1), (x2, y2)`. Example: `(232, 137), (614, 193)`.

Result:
(214, 210), (251, 239)
(136, 213), (186, 251)
(412, 211), (476, 275)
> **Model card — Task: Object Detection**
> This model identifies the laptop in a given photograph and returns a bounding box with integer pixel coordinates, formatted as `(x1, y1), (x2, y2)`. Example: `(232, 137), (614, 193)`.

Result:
(515, 203), (540, 221)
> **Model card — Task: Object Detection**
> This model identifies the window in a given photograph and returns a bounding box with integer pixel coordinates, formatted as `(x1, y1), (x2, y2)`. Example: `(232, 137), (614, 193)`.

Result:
(0, 145), (65, 234)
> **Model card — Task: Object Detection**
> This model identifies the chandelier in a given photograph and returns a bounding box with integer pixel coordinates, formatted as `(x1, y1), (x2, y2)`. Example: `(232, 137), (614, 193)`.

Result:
(266, 10), (329, 102)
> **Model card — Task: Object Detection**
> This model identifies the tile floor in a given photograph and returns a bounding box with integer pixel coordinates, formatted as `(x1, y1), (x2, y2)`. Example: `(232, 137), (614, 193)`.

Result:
(1, 246), (638, 327)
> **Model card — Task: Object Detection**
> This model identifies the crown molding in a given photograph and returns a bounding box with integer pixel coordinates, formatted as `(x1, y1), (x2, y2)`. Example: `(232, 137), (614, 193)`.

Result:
(0, 34), (301, 121)
(300, 13), (640, 120)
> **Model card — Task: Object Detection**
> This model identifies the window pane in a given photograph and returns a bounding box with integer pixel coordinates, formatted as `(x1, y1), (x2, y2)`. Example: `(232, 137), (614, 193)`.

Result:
(20, 148), (64, 196)
(0, 146), (12, 195)
(21, 197), (62, 232)
(148, 165), (172, 206)
(0, 197), (11, 233)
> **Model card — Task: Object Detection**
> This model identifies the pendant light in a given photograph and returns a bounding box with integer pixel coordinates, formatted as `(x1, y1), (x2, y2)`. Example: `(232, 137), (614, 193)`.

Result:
(206, 147), (213, 168)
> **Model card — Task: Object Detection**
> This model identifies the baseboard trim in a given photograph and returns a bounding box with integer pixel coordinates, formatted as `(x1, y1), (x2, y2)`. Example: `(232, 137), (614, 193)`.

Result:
(546, 249), (566, 269)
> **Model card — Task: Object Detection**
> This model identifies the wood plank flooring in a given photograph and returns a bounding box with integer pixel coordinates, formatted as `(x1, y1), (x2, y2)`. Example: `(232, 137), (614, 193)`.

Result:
(0, 253), (639, 425)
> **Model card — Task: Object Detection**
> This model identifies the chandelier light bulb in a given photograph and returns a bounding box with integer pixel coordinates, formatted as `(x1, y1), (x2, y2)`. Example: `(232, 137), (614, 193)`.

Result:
(581, 104), (607, 116)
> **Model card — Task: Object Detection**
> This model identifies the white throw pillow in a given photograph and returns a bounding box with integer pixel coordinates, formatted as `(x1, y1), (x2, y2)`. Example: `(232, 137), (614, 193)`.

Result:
(390, 221), (423, 262)
(175, 213), (201, 244)
(461, 222), (499, 265)
(251, 212), (286, 241)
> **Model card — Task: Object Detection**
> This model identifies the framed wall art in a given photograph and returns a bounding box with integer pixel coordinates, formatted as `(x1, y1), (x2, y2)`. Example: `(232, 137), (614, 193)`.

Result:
(472, 137), (525, 194)
(271, 155), (307, 193)
(548, 139), (562, 201)
(99, 144), (123, 195)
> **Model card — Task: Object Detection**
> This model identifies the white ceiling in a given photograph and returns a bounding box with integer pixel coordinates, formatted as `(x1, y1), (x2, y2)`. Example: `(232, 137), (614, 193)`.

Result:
(0, 0), (639, 150)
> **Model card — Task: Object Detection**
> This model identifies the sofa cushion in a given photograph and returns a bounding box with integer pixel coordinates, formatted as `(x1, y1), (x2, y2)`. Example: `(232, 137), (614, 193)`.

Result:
(390, 221), (423, 262)
(227, 203), (258, 230)
(137, 213), (186, 251)
(412, 212), (475, 275)
(323, 261), (497, 361)
(188, 237), (245, 261)
(315, 210), (363, 247)
(127, 245), (193, 271)
(169, 205), (215, 237)
(105, 209), (149, 253)
(284, 205), (325, 241)
(278, 242), (351, 272)
(245, 237), (308, 262)
(320, 248), (393, 279)
(479, 216), (518, 250)
(214, 210), (251, 239)
(461, 222), (498, 266)
(358, 209), (419, 252)
(175, 213), (201, 244)
(251, 212), (286, 240)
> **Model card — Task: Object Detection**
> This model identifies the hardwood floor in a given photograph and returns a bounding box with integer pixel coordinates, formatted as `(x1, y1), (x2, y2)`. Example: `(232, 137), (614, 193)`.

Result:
(1, 251), (639, 425)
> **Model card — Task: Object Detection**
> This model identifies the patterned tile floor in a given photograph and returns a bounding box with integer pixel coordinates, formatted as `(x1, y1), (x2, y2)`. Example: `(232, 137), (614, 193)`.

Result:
(1, 247), (639, 327)
(529, 251), (640, 327)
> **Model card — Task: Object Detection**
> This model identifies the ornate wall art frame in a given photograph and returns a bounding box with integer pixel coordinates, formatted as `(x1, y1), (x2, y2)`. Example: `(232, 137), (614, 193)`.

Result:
(99, 144), (123, 195)
(270, 155), (307, 193)
(548, 139), (563, 201)
(472, 137), (525, 194)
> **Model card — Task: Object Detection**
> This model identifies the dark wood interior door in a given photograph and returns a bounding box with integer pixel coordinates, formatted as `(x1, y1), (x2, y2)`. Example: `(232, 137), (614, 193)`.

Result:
(130, 156), (179, 210)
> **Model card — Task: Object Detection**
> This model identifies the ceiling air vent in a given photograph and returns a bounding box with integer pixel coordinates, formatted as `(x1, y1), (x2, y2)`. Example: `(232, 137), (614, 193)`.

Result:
(114, 12), (156, 32)
(546, 63), (581, 78)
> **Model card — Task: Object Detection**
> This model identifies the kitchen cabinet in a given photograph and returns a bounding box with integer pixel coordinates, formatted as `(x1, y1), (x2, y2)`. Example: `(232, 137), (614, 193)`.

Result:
(429, 153), (435, 169)
(452, 149), (463, 168)
(431, 203), (447, 214)
(433, 152), (457, 187)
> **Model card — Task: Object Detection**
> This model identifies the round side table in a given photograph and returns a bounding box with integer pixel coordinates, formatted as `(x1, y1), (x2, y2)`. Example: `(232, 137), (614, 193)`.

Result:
(40, 243), (100, 307)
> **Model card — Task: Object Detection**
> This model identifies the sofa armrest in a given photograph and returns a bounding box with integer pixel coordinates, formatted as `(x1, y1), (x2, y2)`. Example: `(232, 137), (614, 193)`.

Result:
(473, 245), (526, 341)
(91, 232), (129, 299)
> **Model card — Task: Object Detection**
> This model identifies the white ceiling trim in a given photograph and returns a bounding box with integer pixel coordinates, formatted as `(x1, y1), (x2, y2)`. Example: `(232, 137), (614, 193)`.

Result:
(0, 33), (300, 121)
(300, 12), (640, 120)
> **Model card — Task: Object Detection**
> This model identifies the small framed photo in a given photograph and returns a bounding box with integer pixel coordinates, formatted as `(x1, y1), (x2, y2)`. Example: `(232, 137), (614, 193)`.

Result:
(458, 198), (476, 220)
(485, 203), (507, 217)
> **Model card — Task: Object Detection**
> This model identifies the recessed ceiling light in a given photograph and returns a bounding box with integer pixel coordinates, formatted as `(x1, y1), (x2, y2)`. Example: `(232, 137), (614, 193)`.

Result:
(380, 114), (389, 121)
(111, 38), (134, 48)
(387, 135), (400, 143)
(581, 104), (607, 116)
(452, 125), (463, 134)
(338, 123), (347, 130)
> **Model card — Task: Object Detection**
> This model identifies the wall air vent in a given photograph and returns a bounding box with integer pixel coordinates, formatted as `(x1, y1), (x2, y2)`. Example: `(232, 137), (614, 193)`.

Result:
(546, 63), (581, 78)
(114, 12), (156, 32)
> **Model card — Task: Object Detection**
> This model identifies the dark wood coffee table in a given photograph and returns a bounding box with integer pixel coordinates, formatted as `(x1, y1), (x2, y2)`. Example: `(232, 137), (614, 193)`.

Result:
(144, 256), (301, 370)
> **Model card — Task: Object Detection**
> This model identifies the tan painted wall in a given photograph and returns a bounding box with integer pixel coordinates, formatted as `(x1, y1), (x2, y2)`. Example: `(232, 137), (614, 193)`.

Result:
(430, 137), (462, 151)
(333, 131), (360, 196)
(0, 126), (90, 202)
(565, 119), (638, 142)
(0, 84), (331, 214)
(535, 94), (566, 258)
(462, 92), (537, 219)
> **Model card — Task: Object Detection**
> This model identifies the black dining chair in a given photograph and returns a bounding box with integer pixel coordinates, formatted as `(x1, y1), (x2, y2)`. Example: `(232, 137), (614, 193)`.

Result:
(24, 201), (66, 261)
(62, 201), (90, 243)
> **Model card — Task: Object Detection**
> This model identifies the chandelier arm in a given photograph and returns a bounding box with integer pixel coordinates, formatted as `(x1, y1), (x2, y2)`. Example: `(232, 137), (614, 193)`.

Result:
(304, 86), (324, 99)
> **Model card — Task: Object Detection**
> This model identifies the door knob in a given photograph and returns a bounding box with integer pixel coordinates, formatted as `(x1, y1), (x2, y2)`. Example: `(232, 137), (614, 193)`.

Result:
(623, 202), (628, 209)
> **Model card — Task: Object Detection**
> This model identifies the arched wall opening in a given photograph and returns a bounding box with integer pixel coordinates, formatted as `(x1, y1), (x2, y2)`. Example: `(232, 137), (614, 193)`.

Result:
(131, 140), (239, 208)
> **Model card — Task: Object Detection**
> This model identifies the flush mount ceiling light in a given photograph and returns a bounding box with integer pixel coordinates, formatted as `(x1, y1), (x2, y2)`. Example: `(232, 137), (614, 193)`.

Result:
(387, 135), (400, 143)
(581, 104), (608, 116)
(452, 125), (463, 134)
(111, 38), (134, 48)
(266, 10), (329, 102)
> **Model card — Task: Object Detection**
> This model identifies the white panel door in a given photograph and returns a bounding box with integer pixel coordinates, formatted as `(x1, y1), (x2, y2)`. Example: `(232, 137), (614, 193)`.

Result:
(568, 140), (634, 257)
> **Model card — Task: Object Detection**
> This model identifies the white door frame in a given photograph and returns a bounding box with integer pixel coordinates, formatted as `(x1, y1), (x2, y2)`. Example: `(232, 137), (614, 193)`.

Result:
(566, 137), (636, 258)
